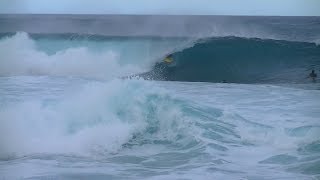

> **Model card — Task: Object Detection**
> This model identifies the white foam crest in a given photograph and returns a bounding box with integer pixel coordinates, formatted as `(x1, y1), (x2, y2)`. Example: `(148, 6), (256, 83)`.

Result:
(217, 111), (320, 168)
(0, 32), (142, 79)
(0, 101), (137, 157)
(0, 80), (193, 158)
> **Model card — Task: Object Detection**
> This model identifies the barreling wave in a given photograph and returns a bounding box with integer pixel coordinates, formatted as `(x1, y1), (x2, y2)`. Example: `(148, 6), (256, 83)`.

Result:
(1, 32), (320, 84)
(145, 37), (320, 84)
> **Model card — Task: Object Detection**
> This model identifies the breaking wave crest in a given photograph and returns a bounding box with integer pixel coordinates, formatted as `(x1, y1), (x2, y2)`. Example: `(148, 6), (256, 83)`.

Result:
(0, 32), (143, 79)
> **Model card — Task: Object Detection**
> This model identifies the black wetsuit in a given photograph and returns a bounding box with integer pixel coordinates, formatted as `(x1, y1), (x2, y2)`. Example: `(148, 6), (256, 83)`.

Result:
(310, 72), (317, 78)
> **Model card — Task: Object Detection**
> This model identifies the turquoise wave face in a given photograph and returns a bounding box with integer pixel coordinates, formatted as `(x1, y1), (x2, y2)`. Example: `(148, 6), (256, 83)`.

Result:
(148, 37), (320, 83)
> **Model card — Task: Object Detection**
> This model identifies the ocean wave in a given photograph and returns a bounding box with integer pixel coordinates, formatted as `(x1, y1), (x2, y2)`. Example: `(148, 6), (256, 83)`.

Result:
(0, 80), (200, 158)
(0, 77), (319, 178)
(0, 32), (143, 79)
(1, 32), (319, 84)
(0, 79), (255, 161)
(145, 37), (320, 83)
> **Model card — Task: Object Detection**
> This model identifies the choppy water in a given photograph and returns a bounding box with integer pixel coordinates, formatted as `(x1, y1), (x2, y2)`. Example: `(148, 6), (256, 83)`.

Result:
(0, 15), (320, 179)
(1, 77), (320, 179)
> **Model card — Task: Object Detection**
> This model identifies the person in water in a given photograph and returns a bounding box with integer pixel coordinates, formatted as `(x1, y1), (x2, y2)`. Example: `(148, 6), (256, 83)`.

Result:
(163, 54), (173, 64)
(309, 70), (317, 82)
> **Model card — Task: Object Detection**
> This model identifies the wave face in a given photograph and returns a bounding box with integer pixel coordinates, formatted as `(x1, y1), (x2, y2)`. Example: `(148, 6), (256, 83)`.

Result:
(148, 37), (320, 83)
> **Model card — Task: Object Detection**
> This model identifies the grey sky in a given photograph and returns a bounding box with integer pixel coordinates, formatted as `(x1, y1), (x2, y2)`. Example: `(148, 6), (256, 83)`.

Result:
(0, 0), (319, 16)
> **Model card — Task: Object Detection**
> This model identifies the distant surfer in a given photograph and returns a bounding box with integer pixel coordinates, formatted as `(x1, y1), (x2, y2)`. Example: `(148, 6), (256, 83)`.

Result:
(308, 70), (317, 82)
(125, 54), (174, 80)
(163, 54), (173, 64)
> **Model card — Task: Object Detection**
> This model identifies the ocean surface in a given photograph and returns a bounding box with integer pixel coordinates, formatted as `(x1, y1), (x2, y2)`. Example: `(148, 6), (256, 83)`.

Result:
(0, 14), (320, 180)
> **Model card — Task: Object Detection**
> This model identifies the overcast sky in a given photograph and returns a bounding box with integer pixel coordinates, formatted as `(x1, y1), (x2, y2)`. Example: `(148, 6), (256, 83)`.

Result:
(0, 0), (319, 16)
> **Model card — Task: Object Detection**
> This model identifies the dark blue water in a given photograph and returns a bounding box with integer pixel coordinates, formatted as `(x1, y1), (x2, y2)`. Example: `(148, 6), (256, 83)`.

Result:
(147, 37), (320, 83)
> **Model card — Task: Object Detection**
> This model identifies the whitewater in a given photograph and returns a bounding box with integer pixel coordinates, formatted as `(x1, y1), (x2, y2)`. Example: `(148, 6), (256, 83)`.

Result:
(0, 15), (320, 180)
